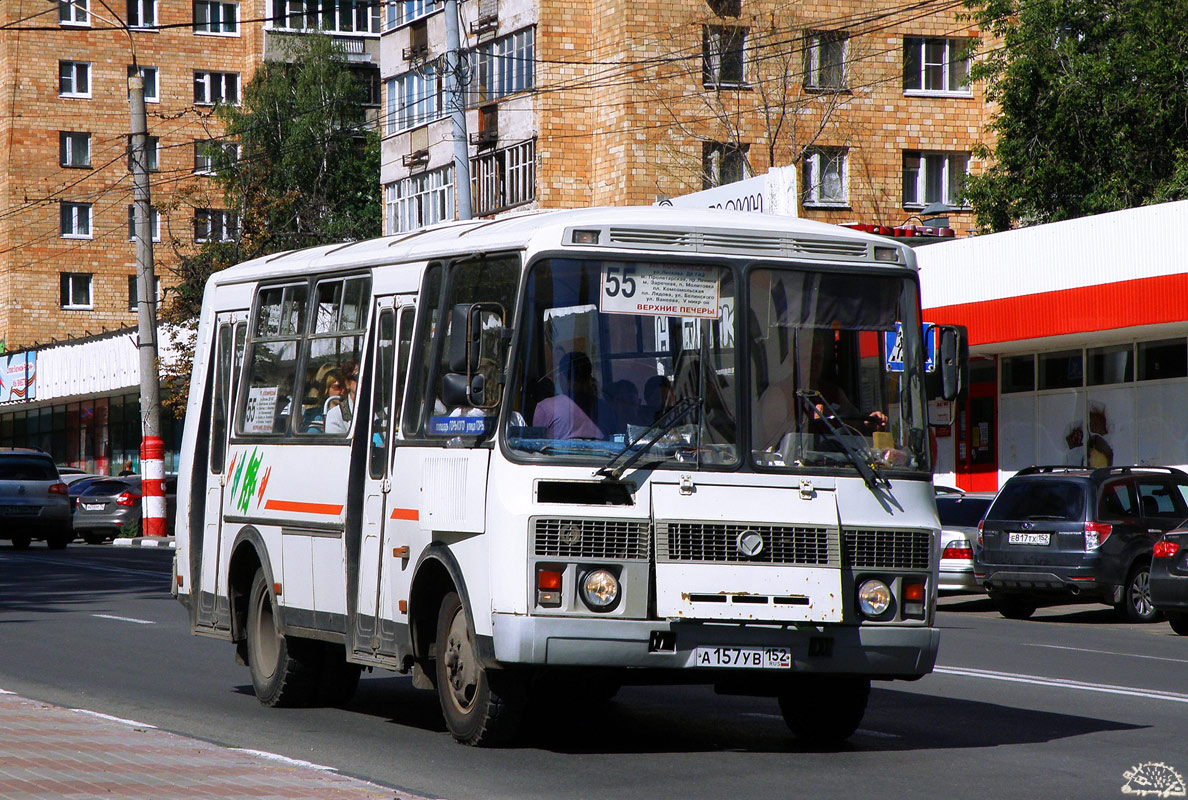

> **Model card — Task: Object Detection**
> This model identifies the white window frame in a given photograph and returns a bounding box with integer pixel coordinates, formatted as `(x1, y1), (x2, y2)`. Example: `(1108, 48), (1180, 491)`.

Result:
(194, 0), (240, 34)
(195, 208), (239, 242)
(469, 28), (535, 105)
(128, 206), (162, 243)
(59, 0), (90, 26)
(386, 166), (454, 234)
(805, 31), (847, 90)
(60, 202), (92, 239)
(471, 139), (535, 216)
(60, 273), (94, 310)
(902, 150), (970, 208)
(194, 71), (240, 105)
(60, 131), (91, 168)
(386, 0), (436, 30)
(128, 66), (160, 103)
(127, 0), (158, 28)
(268, 0), (381, 34)
(904, 37), (971, 96)
(802, 146), (848, 207)
(59, 61), (92, 98)
(702, 141), (749, 189)
(702, 25), (747, 89)
(194, 140), (239, 175)
(128, 275), (163, 312)
(127, 136), (160, 172)
(385, 67), (441, 134)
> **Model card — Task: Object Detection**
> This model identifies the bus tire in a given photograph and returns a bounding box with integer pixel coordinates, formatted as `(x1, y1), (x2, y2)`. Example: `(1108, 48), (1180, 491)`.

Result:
(247, 568), (318, 708)
(777, 675), (870, 745)
(434, 591), (525, 746)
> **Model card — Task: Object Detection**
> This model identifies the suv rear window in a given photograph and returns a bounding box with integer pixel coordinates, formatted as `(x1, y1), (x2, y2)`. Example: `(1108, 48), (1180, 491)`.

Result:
(82, 480), (133, 496)
(0, 457), (58, 481)
(985, 479), (1087, 523)
(936, 496), (993, 527)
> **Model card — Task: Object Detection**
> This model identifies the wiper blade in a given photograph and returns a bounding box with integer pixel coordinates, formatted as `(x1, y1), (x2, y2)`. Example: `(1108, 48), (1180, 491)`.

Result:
(796, 389), (889, 490)
(596, 396), (701, 481)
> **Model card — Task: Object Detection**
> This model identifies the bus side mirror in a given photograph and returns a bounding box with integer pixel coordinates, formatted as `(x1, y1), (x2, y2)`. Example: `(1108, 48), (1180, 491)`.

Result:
(938, 324), (968, 402)
(446, 302), (506, 407)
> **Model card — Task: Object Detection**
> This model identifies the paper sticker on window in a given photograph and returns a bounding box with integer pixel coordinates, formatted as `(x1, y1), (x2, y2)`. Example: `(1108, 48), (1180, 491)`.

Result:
(244, 386), (279, 434)
(599, 264), (720, 319)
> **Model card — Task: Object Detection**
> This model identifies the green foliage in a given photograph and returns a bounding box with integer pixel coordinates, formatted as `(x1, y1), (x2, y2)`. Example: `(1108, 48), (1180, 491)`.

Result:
(963, 0), (1188, 231)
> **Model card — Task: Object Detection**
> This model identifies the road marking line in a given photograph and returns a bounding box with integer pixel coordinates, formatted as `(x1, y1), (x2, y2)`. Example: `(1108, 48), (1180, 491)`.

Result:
(935, 665), (1188, 704)
(231, 749), (336, 772)
(0, 689), (13, 695)
(1025, 643), (1188, 665)
(72, 709), (157, 729)
(93, 613), (155, 625)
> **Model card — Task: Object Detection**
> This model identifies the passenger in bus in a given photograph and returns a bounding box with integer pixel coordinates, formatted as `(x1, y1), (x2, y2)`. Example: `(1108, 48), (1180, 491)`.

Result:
(532, 351), (603, 439)
(324, 363), (358, 434)
(643, 375), (675, 422)
(605, 379), (649, 435)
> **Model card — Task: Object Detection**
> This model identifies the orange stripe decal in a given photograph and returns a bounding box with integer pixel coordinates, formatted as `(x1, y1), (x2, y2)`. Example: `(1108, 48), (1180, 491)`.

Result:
(390, 507), (419, 521)
(263, 499), (344, 516)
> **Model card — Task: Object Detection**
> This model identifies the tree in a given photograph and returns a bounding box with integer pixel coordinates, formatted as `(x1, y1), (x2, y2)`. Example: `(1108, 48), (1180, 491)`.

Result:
(963, 0), (1188, 231)
(160, 35), (381, 410)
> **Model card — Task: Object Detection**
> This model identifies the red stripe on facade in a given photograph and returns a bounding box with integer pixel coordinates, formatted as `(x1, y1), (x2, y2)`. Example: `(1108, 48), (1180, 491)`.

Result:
(263, 499), (344, 516)
(923, 273), (1188, 346)
(390, 508), (419, 521)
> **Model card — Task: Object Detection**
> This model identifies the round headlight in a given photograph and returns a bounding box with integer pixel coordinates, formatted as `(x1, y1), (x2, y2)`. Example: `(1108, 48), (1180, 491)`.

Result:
(857, 579), (892, 618)
(580, 569), (620, 611)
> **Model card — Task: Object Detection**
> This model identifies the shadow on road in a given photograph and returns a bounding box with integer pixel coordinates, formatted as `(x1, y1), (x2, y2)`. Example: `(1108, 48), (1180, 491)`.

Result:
(0, 544), (173, 617)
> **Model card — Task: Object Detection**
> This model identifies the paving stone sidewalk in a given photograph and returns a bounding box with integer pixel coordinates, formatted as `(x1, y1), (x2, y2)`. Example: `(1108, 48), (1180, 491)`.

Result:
(0, 690), (434, 800)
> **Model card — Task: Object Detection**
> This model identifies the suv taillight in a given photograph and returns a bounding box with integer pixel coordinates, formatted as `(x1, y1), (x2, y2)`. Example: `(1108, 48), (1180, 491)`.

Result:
(1085, 521), (1113, 551)
(48, 482), (68, 495)
(115, 491), (140, 507)
(1154, 541), (1180, 559)
(977, 519), (984, 548)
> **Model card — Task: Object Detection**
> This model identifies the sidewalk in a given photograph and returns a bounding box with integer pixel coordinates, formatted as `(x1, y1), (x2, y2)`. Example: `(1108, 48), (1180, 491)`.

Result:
(0, 690), (436, 800)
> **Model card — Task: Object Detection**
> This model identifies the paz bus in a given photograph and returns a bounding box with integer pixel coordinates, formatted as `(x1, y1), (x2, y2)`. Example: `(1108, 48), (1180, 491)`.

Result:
(172, 206), (964, 746)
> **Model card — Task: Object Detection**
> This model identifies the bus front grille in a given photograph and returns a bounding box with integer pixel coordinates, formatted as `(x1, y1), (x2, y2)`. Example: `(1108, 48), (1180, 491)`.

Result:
(842, 529), (931, 569)
(533, 518), (651, 560)
(656, 522), (839, 566)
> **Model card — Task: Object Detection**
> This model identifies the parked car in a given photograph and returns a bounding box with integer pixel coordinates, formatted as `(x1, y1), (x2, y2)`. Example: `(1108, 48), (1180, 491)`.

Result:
(975, 465), (1188, 622)
(72, 476), (177, 544)
(935, 487), (995, 593)
(0, 448), (72, 549)
(1150, 526), (1188, 635)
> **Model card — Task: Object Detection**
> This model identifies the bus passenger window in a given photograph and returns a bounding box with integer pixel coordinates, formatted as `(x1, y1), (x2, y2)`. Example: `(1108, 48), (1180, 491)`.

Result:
(300, 275), (371, 436)
(240, 283), (307, 436)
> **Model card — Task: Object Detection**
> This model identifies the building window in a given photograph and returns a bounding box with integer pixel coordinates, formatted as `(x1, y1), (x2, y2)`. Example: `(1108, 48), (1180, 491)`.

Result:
(59, 0), (90, 25)
(1000, 354), (1035, 393)
(385, 67), (441, 133)
(127, 136), (159, 172)
(1138, 338), (1188, 381)
(805, 31), (847, 90)
(194, 71), (240, 105)
(194, 140), (238, 175)
(59, 132), (91, 168)
(60, 273), (93, 310)
(703, 26), (746, 88)
(128, 66), (160, 103)
(471, 139), (535, 216)
(127, 0), (157, 27)
(802, 146), (847, 206)
(386, 0), (435, 29)
(1087, 344), (1133, 386)
(59, 61), (91, 98)
(128, 274), (163, 312)
(469, 29), (535, 105)
(1038, 349), (1083, 390)
(386, 166), (454, 234)
(902, 151), (969, 208)
(195, 208), (238, 242)
(269, 0), (381, 34)
(903, 37), (971, 95)
(127, 206), (161, 242)
(702, 141), (748, 189)
(60, 202), (92, 239)
(194, 0), (239, 33)
(352, 66), (381, 106)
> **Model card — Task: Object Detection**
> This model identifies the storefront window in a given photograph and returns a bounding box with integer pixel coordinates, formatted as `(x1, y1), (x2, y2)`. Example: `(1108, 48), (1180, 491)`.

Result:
(1087, 343), (1133, 386)
(1000, 354), (1034, 393)
(1137, 338), (1187, 381)
(1038, 350), (1082, 390)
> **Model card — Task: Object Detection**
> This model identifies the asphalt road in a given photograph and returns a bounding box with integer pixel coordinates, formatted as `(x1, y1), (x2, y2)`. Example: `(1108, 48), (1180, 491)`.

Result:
(2, 542), (1187, 800)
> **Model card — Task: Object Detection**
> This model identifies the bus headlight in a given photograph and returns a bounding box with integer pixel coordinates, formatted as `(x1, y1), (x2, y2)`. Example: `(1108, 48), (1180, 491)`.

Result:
(580, 569), (620, 612)
(857, 579), (892, 618)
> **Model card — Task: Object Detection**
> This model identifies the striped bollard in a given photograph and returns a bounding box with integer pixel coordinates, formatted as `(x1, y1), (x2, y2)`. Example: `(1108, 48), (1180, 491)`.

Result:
(140, 436), (168, 537)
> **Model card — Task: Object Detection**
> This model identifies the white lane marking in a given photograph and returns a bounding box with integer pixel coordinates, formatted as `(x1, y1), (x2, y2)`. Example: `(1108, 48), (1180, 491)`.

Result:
(231, 749), (337, 772)
(1025, 643), (1188, 666)
(2, 553), (164, 578)
(92, 613), (155, 625)
(935, 665), (1188, 704)
(0, 688), (14, 695)
(72, 709), (157, 729)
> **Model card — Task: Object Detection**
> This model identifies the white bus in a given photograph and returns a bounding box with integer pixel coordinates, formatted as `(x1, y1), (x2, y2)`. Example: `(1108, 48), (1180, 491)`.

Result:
(173, 206), (964, 746)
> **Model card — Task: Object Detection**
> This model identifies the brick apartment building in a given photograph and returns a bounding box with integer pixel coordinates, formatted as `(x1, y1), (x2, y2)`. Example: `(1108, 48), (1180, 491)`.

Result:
(379, 0), (991, 233)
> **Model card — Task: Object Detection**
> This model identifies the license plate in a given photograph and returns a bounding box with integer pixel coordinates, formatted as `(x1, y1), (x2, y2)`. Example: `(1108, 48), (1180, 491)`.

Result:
(0, 505), (35, 516)
(1008, 532), (1050, 545)
(694, 647), (791, 669)
(80, 503), (104, 512)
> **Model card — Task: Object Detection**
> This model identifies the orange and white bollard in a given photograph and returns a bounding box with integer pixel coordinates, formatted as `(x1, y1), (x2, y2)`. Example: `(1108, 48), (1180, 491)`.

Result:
(140, 436), (168, 537)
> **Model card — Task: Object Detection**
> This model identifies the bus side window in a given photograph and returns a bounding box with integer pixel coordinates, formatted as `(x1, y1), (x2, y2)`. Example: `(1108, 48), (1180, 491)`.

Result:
(239, 284), (307, 436)
(393, 305), (414, 433)
(368, 309), (395, 478)
(210, 323), (232, 473)
(303, 275), (371, 436)
(402, 264), (444, 437)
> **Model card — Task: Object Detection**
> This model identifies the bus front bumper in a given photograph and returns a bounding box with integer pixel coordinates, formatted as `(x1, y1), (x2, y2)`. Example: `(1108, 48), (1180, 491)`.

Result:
(490, 614), (939, 679)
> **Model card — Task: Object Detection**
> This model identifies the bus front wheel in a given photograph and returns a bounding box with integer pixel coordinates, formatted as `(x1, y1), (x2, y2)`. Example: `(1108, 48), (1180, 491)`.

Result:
(247, 569), (318, 707)
(434, 591), (525, 746)
(777, 675), (870, 745)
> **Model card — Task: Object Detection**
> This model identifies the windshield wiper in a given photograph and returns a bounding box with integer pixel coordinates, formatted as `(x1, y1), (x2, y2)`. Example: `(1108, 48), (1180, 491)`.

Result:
(796, 389), (889, 491)
(596, 396), (701, 481)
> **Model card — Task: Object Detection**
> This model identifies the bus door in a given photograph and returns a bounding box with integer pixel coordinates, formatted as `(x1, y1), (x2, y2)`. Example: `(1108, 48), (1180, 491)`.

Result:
(352, 299), (414, 659)
(197, 312), (246, 630)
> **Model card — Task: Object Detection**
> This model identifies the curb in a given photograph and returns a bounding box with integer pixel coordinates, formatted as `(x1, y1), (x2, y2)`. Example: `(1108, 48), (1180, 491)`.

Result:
(111, 536), (176, 549)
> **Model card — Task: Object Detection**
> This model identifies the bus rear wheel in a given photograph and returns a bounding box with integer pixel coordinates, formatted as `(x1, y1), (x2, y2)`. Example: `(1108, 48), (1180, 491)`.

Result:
(777, 675), (870, 745)
(247, 569), (319, 707)
(434, 591), (525, 746)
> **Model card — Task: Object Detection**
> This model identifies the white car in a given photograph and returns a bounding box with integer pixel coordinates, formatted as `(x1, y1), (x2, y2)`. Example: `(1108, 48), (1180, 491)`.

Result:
(935, 488), (996, 593)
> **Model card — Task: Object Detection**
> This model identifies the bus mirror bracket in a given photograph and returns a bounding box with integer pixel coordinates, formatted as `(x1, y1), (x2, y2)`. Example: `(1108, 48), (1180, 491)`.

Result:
(938, 324), (968, 402)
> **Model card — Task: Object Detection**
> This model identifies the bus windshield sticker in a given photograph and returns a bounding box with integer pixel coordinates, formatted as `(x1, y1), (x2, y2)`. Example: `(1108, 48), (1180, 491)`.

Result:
(599, 264), (720, 319)
(243, 386), (279, 434)
(429, 416), (493, 436)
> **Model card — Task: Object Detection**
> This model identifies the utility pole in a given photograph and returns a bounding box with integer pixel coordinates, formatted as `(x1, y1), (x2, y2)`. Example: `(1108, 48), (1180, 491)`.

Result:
(443, 0), (472, 220)
(129, 69), (166, 537)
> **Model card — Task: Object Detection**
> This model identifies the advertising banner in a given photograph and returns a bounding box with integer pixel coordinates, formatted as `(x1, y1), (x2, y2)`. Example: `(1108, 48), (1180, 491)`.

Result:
(0, 351), (35, 403)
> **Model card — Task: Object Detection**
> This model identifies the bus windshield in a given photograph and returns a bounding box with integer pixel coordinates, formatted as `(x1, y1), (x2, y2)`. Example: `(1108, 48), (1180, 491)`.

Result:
(505, 257), (929, 476)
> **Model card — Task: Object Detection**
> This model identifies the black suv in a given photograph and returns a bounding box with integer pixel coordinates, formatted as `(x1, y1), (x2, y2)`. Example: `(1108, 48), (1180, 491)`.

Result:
(975, 466), (1188, 622)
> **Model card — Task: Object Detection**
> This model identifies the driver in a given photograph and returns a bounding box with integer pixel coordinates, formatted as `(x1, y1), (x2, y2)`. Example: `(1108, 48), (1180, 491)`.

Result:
(532, 351), (604, 439)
